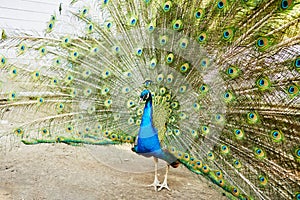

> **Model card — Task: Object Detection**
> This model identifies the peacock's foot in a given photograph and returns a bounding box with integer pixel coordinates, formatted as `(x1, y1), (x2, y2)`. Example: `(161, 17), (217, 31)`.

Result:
(157, 180), (170, 191)
(148, 177), (161, 191)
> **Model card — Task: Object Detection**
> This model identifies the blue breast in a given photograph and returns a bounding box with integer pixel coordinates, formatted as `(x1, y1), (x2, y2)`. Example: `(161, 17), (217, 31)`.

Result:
(134, 125), (161, 155)
(133, 95), (162, 155)
(132, 93), (178, 165)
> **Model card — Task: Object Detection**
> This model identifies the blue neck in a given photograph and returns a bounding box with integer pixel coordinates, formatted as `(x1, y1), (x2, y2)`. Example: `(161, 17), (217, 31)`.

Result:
(140, 95), (153, 127)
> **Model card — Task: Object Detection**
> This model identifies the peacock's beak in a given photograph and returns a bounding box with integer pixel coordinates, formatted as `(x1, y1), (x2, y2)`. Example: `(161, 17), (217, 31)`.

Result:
(138, 98), (143, 104)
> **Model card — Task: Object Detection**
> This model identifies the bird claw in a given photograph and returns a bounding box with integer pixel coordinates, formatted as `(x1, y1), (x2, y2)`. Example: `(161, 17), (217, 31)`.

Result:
(148, 179), (161, 191)
(157, 180), (170, 191)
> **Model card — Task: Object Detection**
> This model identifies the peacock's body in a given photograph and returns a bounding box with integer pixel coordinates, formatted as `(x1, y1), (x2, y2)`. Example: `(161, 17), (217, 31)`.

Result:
(0, 0), (299, 199)
(133, 89), (180, 191)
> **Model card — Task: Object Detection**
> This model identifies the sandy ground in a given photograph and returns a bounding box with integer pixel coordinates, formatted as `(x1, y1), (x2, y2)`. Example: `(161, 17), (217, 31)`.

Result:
(0, 143), (227, 200)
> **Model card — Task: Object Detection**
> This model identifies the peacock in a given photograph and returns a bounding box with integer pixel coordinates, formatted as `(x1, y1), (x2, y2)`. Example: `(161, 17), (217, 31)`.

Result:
(0, 0), (299, 199)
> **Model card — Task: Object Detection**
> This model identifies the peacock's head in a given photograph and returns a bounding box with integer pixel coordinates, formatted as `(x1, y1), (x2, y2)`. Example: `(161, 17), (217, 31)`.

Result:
(140, 89), (151, 102)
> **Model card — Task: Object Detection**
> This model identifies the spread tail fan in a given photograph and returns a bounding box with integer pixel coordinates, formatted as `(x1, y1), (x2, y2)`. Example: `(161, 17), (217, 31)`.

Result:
(0, 0), (299, 199)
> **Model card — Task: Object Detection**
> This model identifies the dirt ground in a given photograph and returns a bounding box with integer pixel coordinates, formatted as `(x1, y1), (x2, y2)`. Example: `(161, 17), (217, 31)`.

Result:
(0, 143), (227, 200)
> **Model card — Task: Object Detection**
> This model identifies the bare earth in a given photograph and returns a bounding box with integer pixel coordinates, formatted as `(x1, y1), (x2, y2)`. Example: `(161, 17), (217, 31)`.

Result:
(0, 143), (227, 200)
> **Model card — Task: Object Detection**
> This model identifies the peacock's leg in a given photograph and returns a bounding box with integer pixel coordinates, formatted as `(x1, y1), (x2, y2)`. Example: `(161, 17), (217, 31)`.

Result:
(148, 157), (161, 191)
(158, 165), (170, 191)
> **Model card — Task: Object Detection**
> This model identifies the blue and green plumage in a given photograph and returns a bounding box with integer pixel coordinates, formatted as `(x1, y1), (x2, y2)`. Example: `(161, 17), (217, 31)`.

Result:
(133, 90), (162, 156)
(0, 0), (300, 199)
(132, 89), (179, 166)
